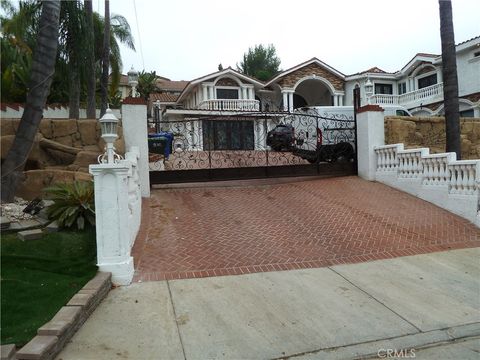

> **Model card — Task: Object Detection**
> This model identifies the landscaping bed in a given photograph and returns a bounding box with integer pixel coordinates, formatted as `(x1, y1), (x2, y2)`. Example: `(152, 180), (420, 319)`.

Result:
(1, 228), (97, 347)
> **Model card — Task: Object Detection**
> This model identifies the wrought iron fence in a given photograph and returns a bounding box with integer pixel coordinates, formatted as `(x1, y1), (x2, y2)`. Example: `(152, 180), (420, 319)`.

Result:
(148, 109), (356, 182)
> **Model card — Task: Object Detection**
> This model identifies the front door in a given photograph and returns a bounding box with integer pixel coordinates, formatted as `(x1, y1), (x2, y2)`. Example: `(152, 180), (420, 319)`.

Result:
(203, 120), (254, 150)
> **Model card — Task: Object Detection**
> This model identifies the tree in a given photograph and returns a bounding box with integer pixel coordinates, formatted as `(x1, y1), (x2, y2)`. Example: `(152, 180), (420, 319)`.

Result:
(439, 0), (461, 159)
(137, 71), (160, 101)
(100, 0), (110, 117)
(84, 0), (96, 118)
(1, 1), (135, 110)
(1, 0), (61, 202)
(237, 44), (281, 81)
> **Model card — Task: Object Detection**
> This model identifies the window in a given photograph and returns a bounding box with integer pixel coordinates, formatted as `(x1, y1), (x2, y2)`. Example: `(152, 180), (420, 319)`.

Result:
(460, 109), (474, 118)
(374, 83), (393, 95)
(397, 82), (407, 95)
(418, 74), (437, 89)
(216, 88), (239, 99)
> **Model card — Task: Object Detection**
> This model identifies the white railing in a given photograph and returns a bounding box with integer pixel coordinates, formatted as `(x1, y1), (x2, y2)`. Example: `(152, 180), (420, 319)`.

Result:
(397, 148), (429, 179)
(374, 144), (480, 227)
(370, 94), (399, 105)
(123, 148), (142, 248)
(449, 160), (479, 196)
(198, 99), (260, 111)
(399, 83), (444, 104)
(370, 83), (444, 107)
(422, 153), (456, 187)
(375, 144), (403, 171)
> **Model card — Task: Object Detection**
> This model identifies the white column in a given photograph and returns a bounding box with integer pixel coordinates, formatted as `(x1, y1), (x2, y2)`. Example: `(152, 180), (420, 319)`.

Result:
(89, 163), (134, 285)
(209, 86), (215, 99)
(242, 87), (247, 100)
(202, 85), (207, 101)
(357, 105), (385, 181)
(339, 95), (344, 106)
(248, 87), (254, 100)
(121, 101), (150, 197)
(282, 91), (288, 111)
(288, 92), (294, 112)
(333, 95), (339, 106)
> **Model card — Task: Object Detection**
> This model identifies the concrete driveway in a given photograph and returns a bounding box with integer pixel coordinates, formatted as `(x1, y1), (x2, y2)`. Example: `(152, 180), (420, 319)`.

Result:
(132, 176), (479, 282)
(57, 248), (480, 360)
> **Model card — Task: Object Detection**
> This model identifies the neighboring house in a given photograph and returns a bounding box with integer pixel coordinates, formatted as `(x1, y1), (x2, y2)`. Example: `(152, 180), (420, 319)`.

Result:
(344, 36), (480, 117)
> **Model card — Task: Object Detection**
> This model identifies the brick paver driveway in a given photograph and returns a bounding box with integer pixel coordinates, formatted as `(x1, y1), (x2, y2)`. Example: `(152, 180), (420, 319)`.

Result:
(132, 176), (479, 282)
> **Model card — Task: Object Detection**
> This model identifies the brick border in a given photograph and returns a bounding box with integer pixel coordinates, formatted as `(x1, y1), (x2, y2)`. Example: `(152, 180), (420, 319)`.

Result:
(133, 241), (479, 282)
(13, 272), (112, 360)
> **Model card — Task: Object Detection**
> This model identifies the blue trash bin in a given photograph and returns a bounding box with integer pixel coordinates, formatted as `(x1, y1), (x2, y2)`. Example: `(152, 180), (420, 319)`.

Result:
(148, 132), (174, 159)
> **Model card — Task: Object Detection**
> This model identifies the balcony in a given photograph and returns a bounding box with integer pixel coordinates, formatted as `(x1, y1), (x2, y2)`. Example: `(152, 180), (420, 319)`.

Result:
(370, 83), (444, 108)
(198, 99), (260, 112)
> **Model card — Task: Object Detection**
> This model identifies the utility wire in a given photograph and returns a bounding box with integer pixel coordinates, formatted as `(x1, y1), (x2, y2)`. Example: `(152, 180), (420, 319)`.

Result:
(133, 0), (145, 70)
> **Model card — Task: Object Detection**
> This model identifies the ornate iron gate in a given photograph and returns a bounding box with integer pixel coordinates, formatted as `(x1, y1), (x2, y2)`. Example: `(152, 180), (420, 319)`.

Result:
(149, 109), (357, 184)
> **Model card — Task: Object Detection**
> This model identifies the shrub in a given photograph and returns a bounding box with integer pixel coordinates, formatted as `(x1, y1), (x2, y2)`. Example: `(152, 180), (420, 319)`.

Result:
(44, 181), (95, 230)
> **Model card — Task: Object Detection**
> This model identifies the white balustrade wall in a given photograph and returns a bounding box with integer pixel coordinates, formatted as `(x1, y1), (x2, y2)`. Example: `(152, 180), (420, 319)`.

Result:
(374, 144), (480, 227)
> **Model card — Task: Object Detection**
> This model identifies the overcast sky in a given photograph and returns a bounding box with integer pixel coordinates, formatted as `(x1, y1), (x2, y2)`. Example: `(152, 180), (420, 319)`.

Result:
(94, 0), (479, 81)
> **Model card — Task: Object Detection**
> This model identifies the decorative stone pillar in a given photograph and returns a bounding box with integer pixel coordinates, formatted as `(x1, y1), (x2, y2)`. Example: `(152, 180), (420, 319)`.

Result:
(89, 163), (134, 285)
(121, 98), (150, 197)
(356, 105), (385, 181)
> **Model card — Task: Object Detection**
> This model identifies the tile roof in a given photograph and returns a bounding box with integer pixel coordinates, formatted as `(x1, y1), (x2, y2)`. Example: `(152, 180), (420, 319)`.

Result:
(150, 93), (179, 103)
(156, 80), (188, 92)
(349, 67), (393, 76)
(457, 35), (480, 46)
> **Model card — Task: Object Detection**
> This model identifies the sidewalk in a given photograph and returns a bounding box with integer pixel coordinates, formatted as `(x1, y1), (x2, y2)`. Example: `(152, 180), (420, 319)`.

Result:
(56, 248), (480, 360)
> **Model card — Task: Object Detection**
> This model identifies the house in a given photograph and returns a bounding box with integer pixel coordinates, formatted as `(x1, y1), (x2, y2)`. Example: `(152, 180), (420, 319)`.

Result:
(149, 36), (479, 152)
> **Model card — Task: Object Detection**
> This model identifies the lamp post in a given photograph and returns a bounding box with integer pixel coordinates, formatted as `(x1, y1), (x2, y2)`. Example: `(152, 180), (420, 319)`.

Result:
(364, 77), (374, 105)
(128, 66), (139, 98)
(98, 108), (120, 164)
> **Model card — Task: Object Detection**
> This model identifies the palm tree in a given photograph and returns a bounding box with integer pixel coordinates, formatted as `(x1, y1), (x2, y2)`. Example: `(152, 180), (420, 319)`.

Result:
(439, 0), (461, 159)
(100, 0), (110, 117)
(84, 0), (96, 118)
(1, 1), (135, 110)
(1, 0), (61, 202)
(60, 0), (86, 119)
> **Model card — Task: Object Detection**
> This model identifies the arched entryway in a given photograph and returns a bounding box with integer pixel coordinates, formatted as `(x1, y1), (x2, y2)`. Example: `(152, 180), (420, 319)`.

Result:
(294, 78), (334, 109)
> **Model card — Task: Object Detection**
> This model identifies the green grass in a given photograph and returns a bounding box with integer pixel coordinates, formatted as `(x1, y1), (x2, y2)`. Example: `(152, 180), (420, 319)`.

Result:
(1, 228), (97, 346)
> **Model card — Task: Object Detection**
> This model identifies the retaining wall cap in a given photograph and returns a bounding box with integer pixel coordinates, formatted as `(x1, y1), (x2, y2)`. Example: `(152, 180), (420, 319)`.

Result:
(122, 97), (147, 105)
(37, 306), (82, 336)
(81, 272), (112, 291)
(357, 104), (384, 113)
(66, 292), (95, 307)
(0, 344), (16, 360)
(16, 335), (57, 360)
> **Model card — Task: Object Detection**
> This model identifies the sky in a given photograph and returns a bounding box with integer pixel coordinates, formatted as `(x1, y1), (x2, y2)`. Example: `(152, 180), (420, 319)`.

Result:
(96, 0), (480, 81)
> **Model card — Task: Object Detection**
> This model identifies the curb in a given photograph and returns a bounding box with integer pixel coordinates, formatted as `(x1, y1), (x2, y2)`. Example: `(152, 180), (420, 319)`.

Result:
(12, 272), (112, 360)
(276, 322), (480, 360)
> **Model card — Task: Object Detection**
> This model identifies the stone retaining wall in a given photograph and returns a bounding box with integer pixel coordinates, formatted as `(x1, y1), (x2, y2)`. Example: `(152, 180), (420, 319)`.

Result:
(385, 116), (480, 159)
(1, 118), (125, 199)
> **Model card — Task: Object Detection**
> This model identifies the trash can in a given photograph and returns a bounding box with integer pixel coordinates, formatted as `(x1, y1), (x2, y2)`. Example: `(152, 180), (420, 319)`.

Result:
(148, 132), (174, 159)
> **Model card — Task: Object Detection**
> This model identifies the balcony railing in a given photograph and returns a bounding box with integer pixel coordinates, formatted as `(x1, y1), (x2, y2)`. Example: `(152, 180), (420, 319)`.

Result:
(198, 99), (260, 111)
(370, 82), (444, 107)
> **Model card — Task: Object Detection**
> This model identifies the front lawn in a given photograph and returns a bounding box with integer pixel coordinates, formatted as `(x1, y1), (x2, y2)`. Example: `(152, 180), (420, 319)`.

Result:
(1, 229), (97, 346)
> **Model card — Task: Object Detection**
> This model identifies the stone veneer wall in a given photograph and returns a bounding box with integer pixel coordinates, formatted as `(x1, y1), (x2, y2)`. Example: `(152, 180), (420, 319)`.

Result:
(384, 116), (480, 159)
(277, 63), (344, 91)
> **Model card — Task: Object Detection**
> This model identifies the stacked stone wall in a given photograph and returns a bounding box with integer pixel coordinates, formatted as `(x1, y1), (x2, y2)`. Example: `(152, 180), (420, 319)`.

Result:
(385, 116), (480, 159)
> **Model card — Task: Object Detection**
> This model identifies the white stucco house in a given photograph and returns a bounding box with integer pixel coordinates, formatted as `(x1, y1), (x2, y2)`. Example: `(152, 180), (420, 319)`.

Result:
(149, 36), (479, 152)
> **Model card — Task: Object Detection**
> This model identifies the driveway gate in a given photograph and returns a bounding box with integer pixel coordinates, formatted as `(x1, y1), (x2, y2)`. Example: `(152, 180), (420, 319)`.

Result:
(149, 109), (357, 184)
